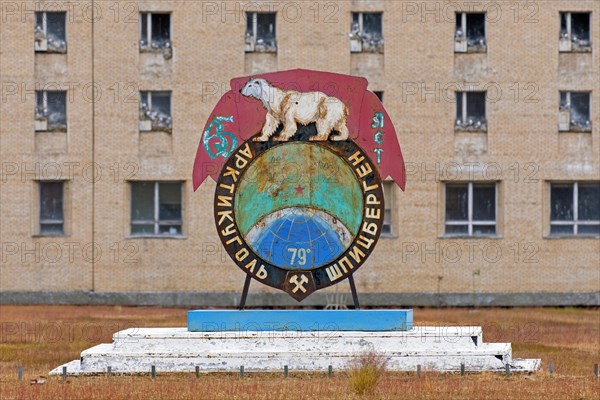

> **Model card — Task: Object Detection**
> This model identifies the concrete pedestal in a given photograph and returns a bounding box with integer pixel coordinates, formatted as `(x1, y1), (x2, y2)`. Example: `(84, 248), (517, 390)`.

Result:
(50, 311), (540, 375)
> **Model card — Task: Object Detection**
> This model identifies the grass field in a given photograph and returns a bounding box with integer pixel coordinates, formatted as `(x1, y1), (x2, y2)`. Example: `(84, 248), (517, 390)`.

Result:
(0, 305), (598, 399)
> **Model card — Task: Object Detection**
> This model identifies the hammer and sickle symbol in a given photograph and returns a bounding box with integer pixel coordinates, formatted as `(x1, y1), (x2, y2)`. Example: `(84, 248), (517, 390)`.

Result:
(289, 274), (309, 294)
(203, 116), (238, 159)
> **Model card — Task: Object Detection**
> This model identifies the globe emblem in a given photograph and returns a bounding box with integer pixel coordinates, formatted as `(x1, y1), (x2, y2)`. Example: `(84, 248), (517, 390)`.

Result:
(245, 207), (353, 270)
(235, 142), (364, 271)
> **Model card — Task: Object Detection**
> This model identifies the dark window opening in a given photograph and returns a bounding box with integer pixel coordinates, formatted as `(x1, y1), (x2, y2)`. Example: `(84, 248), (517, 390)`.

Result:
(350, 12), (384, 53)
(40, 181), (64, 235)
(139, 91), (172, 132)
(456, 91), (487, 131)
(245, 12), (276, 52)
(131, 182), (182, 236)
(550, 182), (600, 236)
(36, 91), (67, 131)
(35, 12), (67, 53)
(445, 182), (496, 236)
(455, 13), (486, 52)
(559, 12), (591, 51)
(559, 91), (591, 132)
(140, 13), (171, 52)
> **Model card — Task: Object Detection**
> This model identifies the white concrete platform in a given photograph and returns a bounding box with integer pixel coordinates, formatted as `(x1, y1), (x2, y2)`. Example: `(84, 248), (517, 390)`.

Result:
(50, 326), (541, 375)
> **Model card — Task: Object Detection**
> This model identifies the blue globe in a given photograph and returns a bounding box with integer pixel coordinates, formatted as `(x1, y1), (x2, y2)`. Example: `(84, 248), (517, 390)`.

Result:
(246, 207), (353, 270)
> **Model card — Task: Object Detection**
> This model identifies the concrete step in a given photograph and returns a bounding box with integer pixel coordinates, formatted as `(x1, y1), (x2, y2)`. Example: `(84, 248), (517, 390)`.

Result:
(50, 326), (541, 375)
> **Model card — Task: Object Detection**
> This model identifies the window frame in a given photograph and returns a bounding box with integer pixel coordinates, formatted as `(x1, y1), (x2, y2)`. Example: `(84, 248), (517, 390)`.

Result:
(559, 12), (592, 52)
(245, 12), (277, 53)
(350, 11), (384, 53)
(34, 11), (67, 53)
(139, 12), (172, 51)
(455, 91), (487, 132)
(558, 91), (592, 132)
(444, 182), (498, 237)
(381, 181), (395, 237)
(39, 181), (65, 236)
(35, 90), (67, 132)
(454, 12), (486, 53)
(130, 181), (183, 237)
(139, 90), (172, 132)
(549, 182), (600, 237)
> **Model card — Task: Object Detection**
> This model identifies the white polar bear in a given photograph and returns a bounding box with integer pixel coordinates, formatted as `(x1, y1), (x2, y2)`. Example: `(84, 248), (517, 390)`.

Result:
(240, 78), (349, 142)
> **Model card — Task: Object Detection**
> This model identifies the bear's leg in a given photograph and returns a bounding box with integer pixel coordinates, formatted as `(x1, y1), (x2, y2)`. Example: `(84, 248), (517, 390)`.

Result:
(310, 119), (331, 141)
(274, 115), (297, 141)
(253, 113), (279, 141)
(330, 119), (349, 141)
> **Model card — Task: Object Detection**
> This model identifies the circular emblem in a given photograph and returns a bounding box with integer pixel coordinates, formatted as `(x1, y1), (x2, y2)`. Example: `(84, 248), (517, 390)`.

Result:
(214, 128), (384, 301)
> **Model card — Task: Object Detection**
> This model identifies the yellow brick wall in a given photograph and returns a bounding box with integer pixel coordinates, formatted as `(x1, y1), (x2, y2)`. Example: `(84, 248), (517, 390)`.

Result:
(1, 1), (598, 300)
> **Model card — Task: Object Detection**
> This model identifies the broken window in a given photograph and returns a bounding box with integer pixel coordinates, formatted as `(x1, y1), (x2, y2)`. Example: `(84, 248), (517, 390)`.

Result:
(39, 181), (64, 235)
(35, 12), (67, 53)
(445, 182), (496, 236)
(550, 182), (600, 236)
(455, 13), (486, 52)
(559, 91), (591, 132)
(140, 13), (172, 56)
(381, 181), (394, 236)
(455, 91), (487, 131)
(131, 181), (183, 236)
(139, 91), (172, 132)
(559, 12), (591, 51)
(245, 12), (276, 52)
(350, 12), (383, 53)
(35, 91), (67, 131)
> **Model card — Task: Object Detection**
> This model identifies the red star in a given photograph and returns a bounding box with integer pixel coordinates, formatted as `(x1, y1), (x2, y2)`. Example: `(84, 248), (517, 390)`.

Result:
(295, 184), (304, 195)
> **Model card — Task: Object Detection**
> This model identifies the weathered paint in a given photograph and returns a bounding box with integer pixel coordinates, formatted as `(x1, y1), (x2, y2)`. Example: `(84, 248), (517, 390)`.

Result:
(49, 326), (542, 375)
(187, 309), (413, 332)
(193, 69), (406, 191)
(234, 142), (363, 237)
(214, 137), (384, 301)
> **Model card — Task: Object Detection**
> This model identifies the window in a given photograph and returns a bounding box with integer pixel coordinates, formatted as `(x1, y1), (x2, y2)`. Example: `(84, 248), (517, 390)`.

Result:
(455, 91), (486, 131)
(131, 182), (182, 236)
(455, 13), (486, 52)
(374, 91), (384, 102)
(36, 91), (67, 131)
(559, 91), (591, 132)
(445, 182), (496, 236)
(350, 12), (383, 53)
(39, 181), (64, 235)
(245, 12), (276, 52)
(35, 12), (66, 53)
(140, 13), (171, 54)
(382, 181), (394, 236)
(550, 182), (599, 236)
(139, 91), (172, 132)
(559, 12), (591, 51)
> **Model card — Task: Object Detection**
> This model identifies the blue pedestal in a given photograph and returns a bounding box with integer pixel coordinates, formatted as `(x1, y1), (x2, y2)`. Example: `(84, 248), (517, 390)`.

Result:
(187, 309), (413, 332)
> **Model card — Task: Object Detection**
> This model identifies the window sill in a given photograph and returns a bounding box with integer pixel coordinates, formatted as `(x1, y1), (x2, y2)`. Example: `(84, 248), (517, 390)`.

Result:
(454, 49), (487, 54)
(559, 48), (592, 53)
(126, 235), (187, 240)
(439, 234), (502, 240)
(380, 232), (398, 239)
(32, 233), (68, 238)
(454, 127), (487, 133)
(245, 49), (277, 54)
(35, 50), (67, 54)
(544, 235), (599, 239)
(558, 128), (592, 134)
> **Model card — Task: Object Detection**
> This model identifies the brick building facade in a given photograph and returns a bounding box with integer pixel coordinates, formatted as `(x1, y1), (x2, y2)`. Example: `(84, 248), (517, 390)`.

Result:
(1, 1), (598, 306)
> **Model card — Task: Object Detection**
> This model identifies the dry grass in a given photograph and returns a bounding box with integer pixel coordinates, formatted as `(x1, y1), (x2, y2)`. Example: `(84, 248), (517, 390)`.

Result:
(347, 350), (388, 395)
(0, 305), (599, 399)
